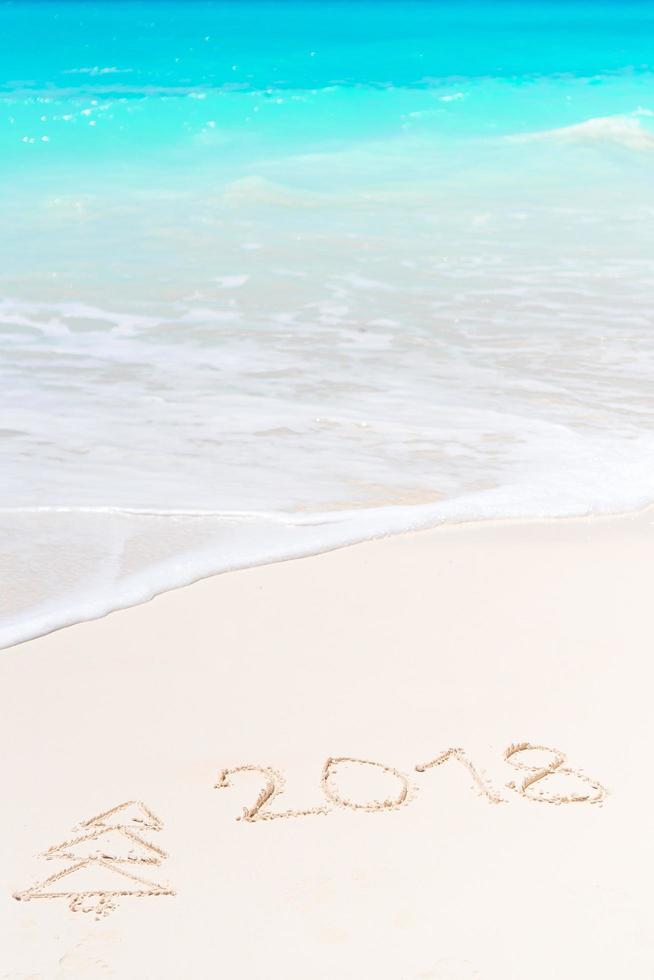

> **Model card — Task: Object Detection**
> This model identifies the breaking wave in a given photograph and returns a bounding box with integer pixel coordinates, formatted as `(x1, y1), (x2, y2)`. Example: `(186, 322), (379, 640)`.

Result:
(511, 113), (654, 150)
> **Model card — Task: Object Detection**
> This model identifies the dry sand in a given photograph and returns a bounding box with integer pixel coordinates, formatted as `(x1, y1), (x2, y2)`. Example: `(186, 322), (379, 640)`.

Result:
(1, 510), (653, 979)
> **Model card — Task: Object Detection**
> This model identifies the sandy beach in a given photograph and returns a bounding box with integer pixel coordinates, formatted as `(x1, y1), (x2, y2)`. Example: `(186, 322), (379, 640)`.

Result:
(4, 2), (654, 977)
(2, 509), (653, 979)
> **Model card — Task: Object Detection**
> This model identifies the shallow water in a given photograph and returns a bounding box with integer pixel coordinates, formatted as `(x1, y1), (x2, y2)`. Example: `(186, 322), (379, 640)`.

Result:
(2, 1), (654, 646)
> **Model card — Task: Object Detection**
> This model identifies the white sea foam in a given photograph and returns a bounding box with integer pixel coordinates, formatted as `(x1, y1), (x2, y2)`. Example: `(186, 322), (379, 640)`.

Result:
(3, 240), (654, 651)
(214, 275), (250, 289)
(64, 66), (133, 76)
(512, 114), (654, 150)
(2, 441), (654, 651)
(4, 83), (654, 649)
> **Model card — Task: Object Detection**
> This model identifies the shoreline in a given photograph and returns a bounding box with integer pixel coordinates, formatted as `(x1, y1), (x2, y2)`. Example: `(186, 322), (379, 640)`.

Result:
(3, 499), (654, 653)
(2, 506), (653, 976)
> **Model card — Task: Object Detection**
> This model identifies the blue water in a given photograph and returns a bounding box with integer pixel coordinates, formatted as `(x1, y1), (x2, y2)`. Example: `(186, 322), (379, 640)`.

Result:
(3, 1), (654, 167)
(2, 0), (654, 647)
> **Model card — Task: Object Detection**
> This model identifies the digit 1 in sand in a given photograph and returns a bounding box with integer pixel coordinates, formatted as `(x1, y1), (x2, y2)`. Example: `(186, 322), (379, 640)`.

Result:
(415, 748), (505, 804)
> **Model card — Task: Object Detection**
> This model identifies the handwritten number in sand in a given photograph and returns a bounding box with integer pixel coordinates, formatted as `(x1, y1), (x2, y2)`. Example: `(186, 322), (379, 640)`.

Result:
(215, 765), (330, 821)
(215, 758), (413, 821)
(415, 748), (505, 804)
(321, 757), (413, 812)
(504, 743), (607, 805)
(215, 746), (609, 821)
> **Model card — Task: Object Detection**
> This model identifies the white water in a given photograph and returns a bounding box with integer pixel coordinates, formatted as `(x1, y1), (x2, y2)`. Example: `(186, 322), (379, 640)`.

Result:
(4, 99), (654, 647)
(3, 205), (654, 650)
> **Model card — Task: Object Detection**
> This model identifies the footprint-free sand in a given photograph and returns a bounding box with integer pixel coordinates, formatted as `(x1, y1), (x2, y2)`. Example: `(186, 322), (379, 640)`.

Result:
(2, 510), (653, 978)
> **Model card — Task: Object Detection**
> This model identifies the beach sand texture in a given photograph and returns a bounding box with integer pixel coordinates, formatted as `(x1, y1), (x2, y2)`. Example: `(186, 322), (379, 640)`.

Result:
(1, 510), (653, 979)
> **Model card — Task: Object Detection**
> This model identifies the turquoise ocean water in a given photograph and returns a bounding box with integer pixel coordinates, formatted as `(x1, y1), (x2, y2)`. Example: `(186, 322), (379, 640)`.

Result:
(2, 1), (654, 645)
